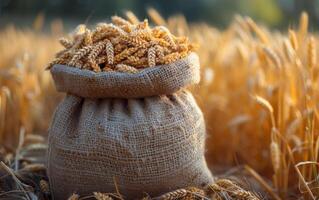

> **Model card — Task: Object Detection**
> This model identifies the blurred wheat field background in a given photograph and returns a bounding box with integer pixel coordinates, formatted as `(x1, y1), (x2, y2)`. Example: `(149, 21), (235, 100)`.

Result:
(1, 9), (319, 200)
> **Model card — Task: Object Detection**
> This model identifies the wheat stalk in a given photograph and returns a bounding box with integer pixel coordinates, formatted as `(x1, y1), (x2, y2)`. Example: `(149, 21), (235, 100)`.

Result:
(154, 189), (188, 200)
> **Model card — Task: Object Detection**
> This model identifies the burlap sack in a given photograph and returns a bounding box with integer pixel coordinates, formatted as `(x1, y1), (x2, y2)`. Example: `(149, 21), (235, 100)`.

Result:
(47, 53), (213, 199)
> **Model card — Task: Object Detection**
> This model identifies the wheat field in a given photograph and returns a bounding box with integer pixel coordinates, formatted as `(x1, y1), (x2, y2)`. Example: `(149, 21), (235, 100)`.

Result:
(0, 10), (319, 199)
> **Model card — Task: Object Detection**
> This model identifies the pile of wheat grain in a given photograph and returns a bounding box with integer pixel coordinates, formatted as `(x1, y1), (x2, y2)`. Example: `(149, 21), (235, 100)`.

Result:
(47, 13), (195, 73)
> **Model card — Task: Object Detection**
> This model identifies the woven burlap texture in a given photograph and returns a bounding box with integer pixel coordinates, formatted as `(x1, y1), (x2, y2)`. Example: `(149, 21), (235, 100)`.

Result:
(47, 53), (213, 199)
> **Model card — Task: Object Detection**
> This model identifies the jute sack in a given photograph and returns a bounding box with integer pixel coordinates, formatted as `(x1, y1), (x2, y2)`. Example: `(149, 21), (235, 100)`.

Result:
(47, 53), (213, 199)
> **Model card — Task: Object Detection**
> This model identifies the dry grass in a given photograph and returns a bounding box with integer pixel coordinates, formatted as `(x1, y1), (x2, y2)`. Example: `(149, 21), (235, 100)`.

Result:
(1, 10), (319, 199)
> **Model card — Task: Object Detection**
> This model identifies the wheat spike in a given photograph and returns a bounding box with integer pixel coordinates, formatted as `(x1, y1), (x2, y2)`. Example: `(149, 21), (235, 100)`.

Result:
(125, 11), (139, 24)
(155, 189), (188, 200)
(270, 141), (281, 173)
(88, 41), (106, 72)
(136, 19), (149, 30)
(121, 34), (148, 48)
(68, 193), (80, 200)
(133, 48), (148, 58)
(123, 57), (148, 68)
(39, 179), (50, 194)
(83, 29), (93, 45)
(147, 8), (166, 25)
(231, 190), (260, 200)
(107, 23), (127, 36)
(114, 47), (139, 62)
(253, 95), (274, 113)
(115, 64), (139, 73)
(148, 46), (156, 67)
(69, 46), (92, 67)
(252, 95), (276, 127)
(112, 16), (131, 27)
(155, 45), (164, 59)
(105, 40), (114, 65)
(131, 29), (152, 41)
(262, 47), (281, 69)
(59, 37), (73, 49)
(46, 57), (66, 70)
(308, 36), (316, 69)
(160, 52), (181, 64)
(298, 11), (308, 41)
(245, 17), (269, 44)
(93, 192), (113, 200)
(289, 29), (299, 50)
(207, 179), (260, 200)
(92, 30), (111, 43)
(184, 187), (205, 200)
(102, 66), (114, 72)
(161, 29), (177, 50)
(71, 33), (85, 50)
(283, 39), (295, 62)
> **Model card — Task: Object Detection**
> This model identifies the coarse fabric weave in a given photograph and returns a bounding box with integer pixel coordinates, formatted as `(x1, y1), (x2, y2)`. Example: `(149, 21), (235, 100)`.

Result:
(47, 53), (213, 199)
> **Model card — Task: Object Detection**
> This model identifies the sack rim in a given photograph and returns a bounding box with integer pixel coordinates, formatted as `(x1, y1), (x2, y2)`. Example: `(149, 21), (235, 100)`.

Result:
(50, 52), (200, 98)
